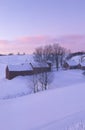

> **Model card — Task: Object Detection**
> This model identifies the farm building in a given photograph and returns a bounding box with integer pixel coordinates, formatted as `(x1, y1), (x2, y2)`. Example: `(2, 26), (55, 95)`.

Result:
(80, 62), (85, 70)
(6, 63), (33, 80)
(63, 60), (81, 69)
(30, 62), (51, 74)
(6, 62), (51, 80)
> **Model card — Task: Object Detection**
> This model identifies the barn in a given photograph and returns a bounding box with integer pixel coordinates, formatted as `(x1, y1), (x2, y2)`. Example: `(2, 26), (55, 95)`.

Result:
(6, 62), (51, 80)
(80, 62), (85, 70)
(6, 63), (33, 80)
(63, 60), (81, 69)
(30, 62), (51, 74)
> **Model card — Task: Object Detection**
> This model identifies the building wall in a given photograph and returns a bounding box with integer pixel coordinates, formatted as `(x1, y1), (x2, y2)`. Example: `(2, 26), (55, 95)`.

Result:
(81, 66), (85, 70)
(6, 66), (34, 80)
(63, 62), (82, 70)
(6, 65), (51, 80)
(33, 67), (51, 74)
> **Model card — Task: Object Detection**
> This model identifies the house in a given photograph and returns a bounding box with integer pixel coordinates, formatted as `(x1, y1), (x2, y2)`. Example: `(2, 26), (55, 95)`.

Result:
(63, 60), (81, 69)
(30, 62), (51, 74)
(6, 63), (33, 80)
(80, 62), (85, 70)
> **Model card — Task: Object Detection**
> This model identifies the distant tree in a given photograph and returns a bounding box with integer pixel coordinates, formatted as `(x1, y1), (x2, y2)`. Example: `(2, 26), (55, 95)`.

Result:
(66, 51), (85, 60)
(33, 47), (44, 62)
(8, 53), (14, 55)
(43, 45), (53, 62)
(23, 52), (25, 55)
(17, 52), (20, 55)
(52, 43), (60, 70)
(33, 43), (70, 70)
(59, 47), (67, 67)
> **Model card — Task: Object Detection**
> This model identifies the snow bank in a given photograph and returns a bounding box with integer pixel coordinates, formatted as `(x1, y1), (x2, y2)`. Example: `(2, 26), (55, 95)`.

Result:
(0, 76), (33, 99)
(0, 84), (85, 130)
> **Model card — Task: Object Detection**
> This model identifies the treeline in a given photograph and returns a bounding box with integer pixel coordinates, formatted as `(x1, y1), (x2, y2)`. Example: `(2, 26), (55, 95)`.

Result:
(66, 51), (85, 60)
(33, 43), (70, 70)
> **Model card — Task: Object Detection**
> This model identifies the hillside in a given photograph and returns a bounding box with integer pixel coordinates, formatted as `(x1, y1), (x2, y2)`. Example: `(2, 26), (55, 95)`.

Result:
(0, 55), (85, 130)
(0, 82), (85, 130)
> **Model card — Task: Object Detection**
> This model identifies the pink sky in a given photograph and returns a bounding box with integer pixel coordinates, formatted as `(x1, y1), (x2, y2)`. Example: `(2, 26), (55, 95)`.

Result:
(0, 35), (85, 54)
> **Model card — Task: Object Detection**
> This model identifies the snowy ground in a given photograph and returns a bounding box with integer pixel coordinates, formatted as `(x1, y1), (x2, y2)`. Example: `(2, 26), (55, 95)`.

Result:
(0, 55), (85, 130)
(0, 83), (85, 130)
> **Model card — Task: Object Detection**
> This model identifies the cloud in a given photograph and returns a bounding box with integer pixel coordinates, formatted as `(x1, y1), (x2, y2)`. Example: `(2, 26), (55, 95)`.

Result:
(0, 36), (53, 54)
(57, 35), (85, 52)
(16, 36), (48, 43)
(0, 35), (85, 54)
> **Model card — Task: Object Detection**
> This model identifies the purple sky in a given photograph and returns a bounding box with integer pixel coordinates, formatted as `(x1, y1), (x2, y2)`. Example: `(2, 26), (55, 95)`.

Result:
(0, 0), (85, 54)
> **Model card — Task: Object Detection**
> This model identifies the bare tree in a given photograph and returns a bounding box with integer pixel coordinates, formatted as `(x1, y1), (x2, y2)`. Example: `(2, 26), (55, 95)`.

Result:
(43, 45), (53, 62)
(33, 73), (38, 93)
(59, 47), (66, 67)
(43, 72), (48, 90)
(32, 71), (53, 93)
(38, 71), (53, 91)
(52, 43), (61, 71)
(33, 43), (70, 71)
(33, 47), (43, 62)
(38, 72), (45, 90)
(38, 72), (48, 90)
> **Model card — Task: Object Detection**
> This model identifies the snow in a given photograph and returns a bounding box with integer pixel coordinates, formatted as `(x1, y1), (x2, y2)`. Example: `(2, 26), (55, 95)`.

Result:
(66, 60), (78, 66)
(0, 55), (85, 130)
(69, 54), (85, 65)
(71, 55), (81, 63)
(31, 62), (49, 68)
(49, 69), (85, 89)
(0, 76), (32, 99)
(0, 83), (85, 130)
(8, 63), (33, 71)
(65, 54), (85, 69)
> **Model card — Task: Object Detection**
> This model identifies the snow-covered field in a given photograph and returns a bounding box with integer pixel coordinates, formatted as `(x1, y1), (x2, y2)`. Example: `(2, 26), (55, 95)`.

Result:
(0, 55), (85, 130)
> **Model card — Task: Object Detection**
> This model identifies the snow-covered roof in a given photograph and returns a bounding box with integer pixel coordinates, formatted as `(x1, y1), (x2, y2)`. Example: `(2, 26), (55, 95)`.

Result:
(31, 62), (49, 68)
(7, 63), (33, 71)
(71, 56), (81, 63)
(66, 60), (79, 66)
